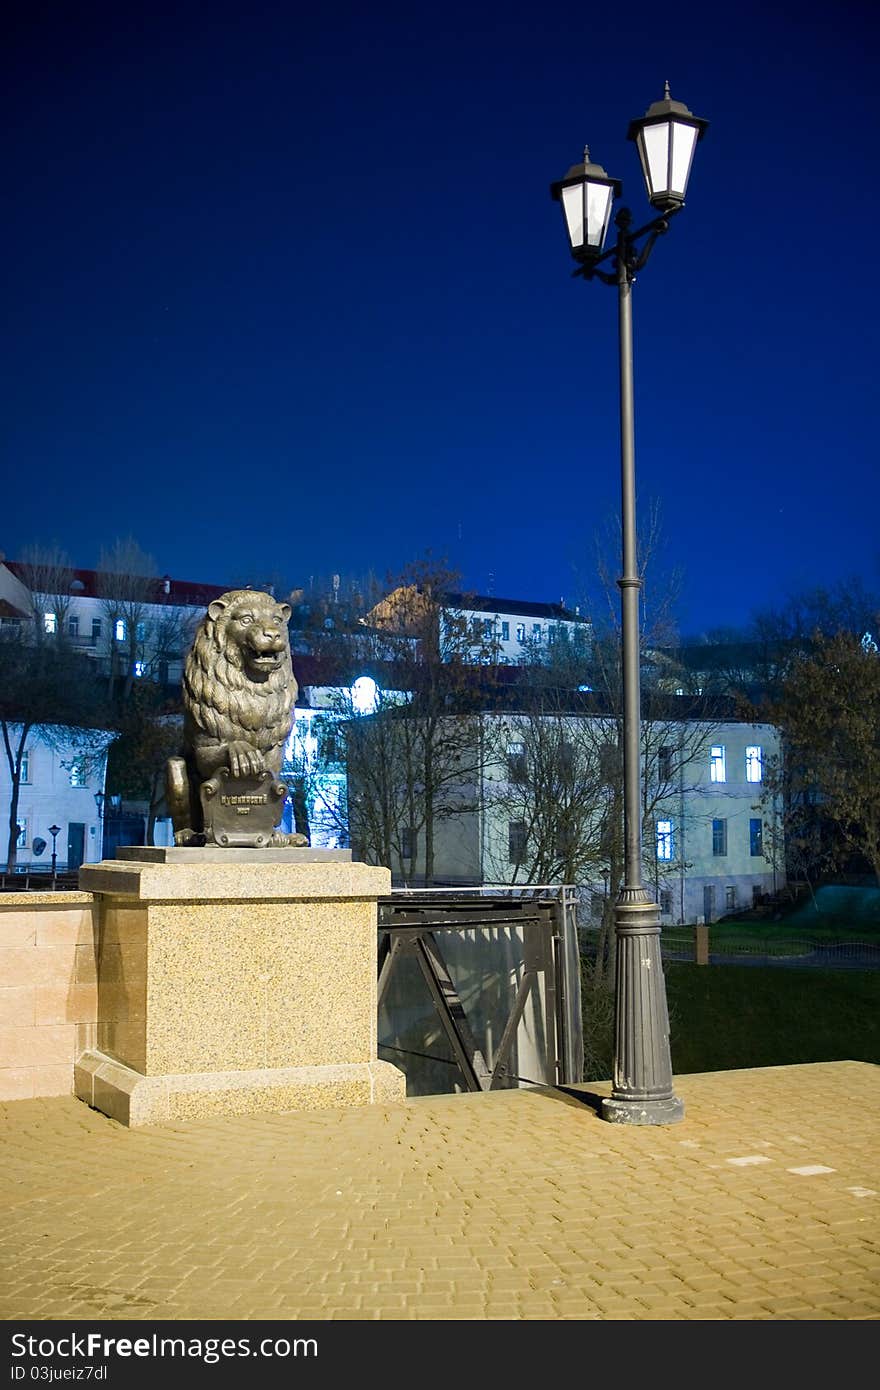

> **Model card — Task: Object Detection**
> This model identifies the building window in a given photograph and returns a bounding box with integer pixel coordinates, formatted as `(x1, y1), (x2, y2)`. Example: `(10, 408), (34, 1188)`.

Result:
(91, 618), (102, 641)
(709, 745), (726, 783)
(548, 626), (556, 645)
(656, 819), (674, 861)
(658, 746), (674, 782)
(482, 618), (493, 639)
(114, 619), (127, 642)
(134, 661), (146, 677)
(599, 743), (618, 784)
(750, 818), (763, 857)
(725, 886), (736, 911)
(660, 889), (672, 915)
(746, 745), (763, 783)
(532, 623), (541, 639)
(135, 621), (146, 641)
(712, 818), (728, 856)
(15, 818), (28, 850)
(401, 826), (415, 860)
(516, 623), (525, 643)
(507, 742), (527, 783)
(508, 820), (527, 862)
(557, 741), (574, 775)
(500, 621), (509, 641)
(68, 615), (79, 637)
(69, 762), (86, 788)
(43, 612), (57, 635)
(20, 750), (31, 784)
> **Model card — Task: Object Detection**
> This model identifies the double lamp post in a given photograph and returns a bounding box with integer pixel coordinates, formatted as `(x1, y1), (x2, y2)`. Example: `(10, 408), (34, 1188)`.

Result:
(551, 85), (708, 1125)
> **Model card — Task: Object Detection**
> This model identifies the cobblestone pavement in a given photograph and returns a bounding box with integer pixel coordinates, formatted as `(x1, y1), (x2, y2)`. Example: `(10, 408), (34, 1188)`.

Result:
(1, 1061), (878, 1321)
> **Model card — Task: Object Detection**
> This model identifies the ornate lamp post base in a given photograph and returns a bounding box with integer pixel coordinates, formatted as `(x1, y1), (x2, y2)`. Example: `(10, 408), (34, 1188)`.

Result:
(600, 890), (685, 1126)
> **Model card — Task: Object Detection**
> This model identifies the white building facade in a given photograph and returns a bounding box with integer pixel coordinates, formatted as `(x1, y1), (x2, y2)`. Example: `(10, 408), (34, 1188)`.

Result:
(1, 725), (112, 873)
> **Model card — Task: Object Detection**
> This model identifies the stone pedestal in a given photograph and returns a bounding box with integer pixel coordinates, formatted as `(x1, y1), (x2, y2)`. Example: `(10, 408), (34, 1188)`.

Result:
(74, 852), (406, 1126)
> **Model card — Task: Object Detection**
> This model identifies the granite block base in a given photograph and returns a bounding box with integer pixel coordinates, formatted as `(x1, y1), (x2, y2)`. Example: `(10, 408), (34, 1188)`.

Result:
(75, 1049), (406, 1126)
(75, 856), (405, 1126)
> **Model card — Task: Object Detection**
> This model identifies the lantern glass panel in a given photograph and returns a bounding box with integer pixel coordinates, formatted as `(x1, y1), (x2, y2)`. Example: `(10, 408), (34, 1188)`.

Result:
(561, 184), (585, 248)
(641, 123), (668, 198)
(669, 121), (698, 198)
(586, 181), (613, 247)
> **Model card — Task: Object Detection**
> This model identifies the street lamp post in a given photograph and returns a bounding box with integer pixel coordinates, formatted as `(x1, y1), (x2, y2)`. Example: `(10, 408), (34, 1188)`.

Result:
(551, 85), (707, 1125)
(48, 824), (61, 888)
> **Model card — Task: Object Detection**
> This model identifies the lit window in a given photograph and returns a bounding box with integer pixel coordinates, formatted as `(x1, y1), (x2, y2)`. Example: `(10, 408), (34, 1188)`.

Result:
(508, 820), (527, 862)
(516, 623), (525, 643)
(20, 750), (31, 784)
(746, 745), (763, 783)
(134, 661), (146, 677)
(69, 762), (86, 788)
(500, 621), (510, 641)
(709, 745), (726, 783)
(15, 818), (28, 849)
(43, 612), (57, 634)
(749, 818), (763, 857)
(114, 619), (127, 642)
(712, 819), (728, 856)
(656, 820), (674, 861)
(68, 616), (79, 637)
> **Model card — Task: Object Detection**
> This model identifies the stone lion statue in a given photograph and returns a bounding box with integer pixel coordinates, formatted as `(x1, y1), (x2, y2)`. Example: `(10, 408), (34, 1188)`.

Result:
(165, 589), (308, 848)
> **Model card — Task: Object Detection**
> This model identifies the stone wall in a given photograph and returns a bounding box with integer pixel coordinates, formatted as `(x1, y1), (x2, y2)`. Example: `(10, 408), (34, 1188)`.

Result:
(0, 892), (97, 1099)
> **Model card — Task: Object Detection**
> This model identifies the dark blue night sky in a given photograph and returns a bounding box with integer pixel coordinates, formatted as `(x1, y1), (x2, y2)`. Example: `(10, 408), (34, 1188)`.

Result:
(4, 0), (879, 637)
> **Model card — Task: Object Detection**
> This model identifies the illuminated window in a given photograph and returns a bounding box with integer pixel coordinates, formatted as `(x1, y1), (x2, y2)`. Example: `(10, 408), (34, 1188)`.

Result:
(746, 745), (763, 783)
(43, 612), (57, 634)
(750, 818), (763, 857)
(114, 619), (127, 642)
(656, 820), (674, 861)
(516, 623), (525, 643)
(20, 750), (31, 784)
(69, 762), (86, 788)
(134, 661), (146, 677)
(15, 818), (28, 849)
(709, 745), (726, 783)
(508, 821), (527, 862)
(712, 819), (728, 856)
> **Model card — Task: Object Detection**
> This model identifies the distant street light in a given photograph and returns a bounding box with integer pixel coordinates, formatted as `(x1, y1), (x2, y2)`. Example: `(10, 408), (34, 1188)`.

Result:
(48, 824), (61, 887)
(550, 84), (707, 1126)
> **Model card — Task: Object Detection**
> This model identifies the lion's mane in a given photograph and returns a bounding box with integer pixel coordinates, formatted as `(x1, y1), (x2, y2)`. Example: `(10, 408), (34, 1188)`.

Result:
(182, 590), (296, 756)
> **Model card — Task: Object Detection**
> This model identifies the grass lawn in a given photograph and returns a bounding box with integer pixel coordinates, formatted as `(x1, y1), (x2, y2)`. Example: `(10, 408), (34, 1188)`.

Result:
(665, 963), (880, 1075)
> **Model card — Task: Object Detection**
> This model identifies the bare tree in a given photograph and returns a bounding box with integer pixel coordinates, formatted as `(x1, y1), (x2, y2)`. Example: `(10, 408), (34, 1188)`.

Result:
(16, 544), (76, 642)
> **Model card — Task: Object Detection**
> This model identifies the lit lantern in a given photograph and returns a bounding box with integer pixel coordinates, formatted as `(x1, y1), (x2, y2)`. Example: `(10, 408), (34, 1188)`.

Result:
(550, 148), (621, 261)
(627, 83), (708, 212)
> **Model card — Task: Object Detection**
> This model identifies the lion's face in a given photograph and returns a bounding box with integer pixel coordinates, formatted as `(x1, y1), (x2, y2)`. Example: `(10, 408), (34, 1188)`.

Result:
(207, 593), (293, 683)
